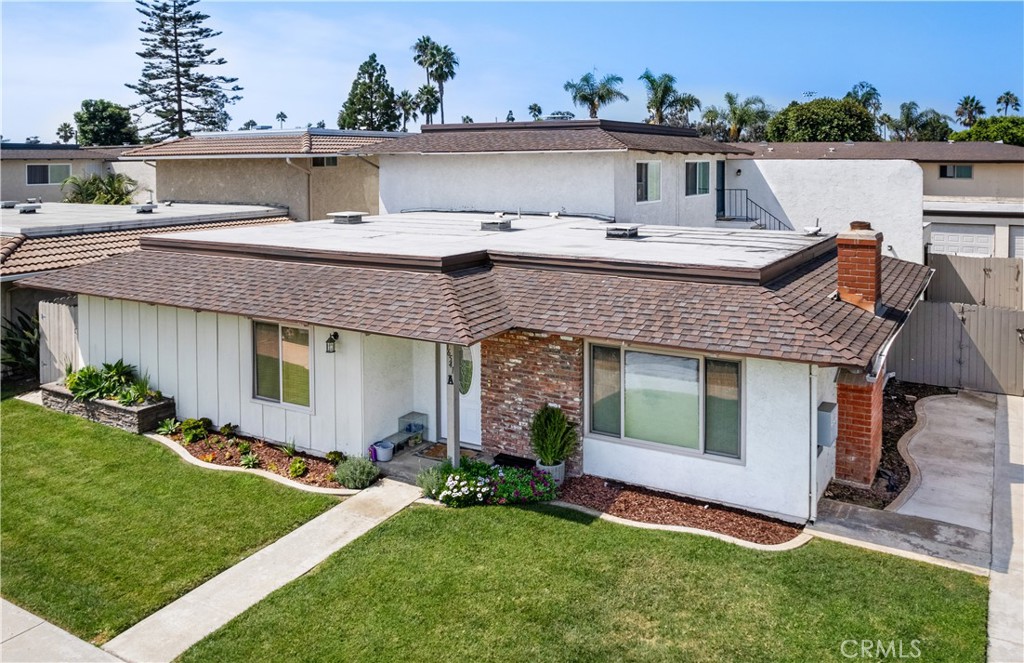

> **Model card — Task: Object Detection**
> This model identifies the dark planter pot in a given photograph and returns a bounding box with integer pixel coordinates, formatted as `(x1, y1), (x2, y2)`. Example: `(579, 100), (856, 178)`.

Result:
(40, 382), (176, 434)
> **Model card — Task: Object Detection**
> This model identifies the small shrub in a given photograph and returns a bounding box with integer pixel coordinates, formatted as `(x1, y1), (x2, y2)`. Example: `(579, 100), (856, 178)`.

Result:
(437, 469), (494, 508)
(268, 462), (279, 473)
(199, 452), (216, 463)
(281, 441), (297, 458)
(156, 418), (180, 435)
(325, 451), (345, 466)
(236, 440), (251, 454)
(219, 423), (238, 438)
(198, 417), (213, 430)
(415, 464), (448, 499)
(530, 405), (578, 466)
(240, 453), (260, 469)
(65, 365), (106, 401)
(180, 418), (208, 445)
(333, 457), (380, 489)
(288, 457), (308, 479)
(100, 359), (136, 394)
(493, 466), (557, 505)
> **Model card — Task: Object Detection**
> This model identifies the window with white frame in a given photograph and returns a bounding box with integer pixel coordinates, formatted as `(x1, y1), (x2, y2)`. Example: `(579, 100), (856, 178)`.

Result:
(253, 321), (311, 407)
(312, 156), (338, 167)
(636, 161), (661, 203)
(938, 164), (973, 179)
(26, 164), (71, 185)
(589, 344), (741, 459)
(685, 161), (710, 196)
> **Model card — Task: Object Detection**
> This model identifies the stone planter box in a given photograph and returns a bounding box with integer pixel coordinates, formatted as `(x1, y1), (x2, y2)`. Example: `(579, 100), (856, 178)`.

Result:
(41, 382), (176, 434)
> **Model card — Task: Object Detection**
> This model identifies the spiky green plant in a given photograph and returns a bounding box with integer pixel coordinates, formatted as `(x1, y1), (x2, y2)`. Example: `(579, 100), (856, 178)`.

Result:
(529, 405), (578, 465)
(1, 312), (40, 378)
(61, 173), (138, 205)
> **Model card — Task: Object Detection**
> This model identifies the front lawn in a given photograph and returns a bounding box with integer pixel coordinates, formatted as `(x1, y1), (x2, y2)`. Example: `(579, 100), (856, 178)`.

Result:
(182, 505), (988, 663)
(0, 398), (338, 643)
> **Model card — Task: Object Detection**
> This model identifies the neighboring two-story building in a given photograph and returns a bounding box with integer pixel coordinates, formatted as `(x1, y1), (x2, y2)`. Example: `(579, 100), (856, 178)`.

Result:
(0, 143), (155, 204)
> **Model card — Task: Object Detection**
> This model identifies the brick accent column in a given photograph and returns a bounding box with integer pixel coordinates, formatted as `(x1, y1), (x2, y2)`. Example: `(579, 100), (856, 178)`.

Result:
(835, 368), (885, 487)
(836, 221), (883, 315)
(480, 331), (584, 475)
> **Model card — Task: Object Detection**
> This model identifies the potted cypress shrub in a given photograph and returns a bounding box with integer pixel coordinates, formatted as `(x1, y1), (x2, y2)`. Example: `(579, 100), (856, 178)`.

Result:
(530, 404), (578, 486)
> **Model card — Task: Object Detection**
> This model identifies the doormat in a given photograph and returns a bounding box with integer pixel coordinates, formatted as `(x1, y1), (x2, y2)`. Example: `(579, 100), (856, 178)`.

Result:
(415, 442), (481, 461)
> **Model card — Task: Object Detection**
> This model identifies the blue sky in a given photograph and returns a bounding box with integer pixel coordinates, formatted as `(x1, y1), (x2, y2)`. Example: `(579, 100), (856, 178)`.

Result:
(2, 1), (1022, 140)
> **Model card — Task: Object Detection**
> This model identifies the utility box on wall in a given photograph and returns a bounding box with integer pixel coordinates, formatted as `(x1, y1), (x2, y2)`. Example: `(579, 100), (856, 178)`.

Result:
(817, 402), (838, 447)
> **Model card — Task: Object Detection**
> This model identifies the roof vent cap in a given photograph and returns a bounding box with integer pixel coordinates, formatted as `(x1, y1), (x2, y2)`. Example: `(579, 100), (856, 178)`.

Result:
(15, 203), (41, 214)
(606, 224), (640, 239)
(132, 203), (158, 214)
(328, 211), (365, 224)
(481, 218), (512, 231)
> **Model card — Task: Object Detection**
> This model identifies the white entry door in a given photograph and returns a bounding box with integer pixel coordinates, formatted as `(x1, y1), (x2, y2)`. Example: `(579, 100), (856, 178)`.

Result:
(440, 344), (482, 446)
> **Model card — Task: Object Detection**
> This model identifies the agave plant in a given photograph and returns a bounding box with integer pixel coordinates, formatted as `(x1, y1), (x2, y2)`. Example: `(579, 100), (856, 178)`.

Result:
(61, 173), (138, 205)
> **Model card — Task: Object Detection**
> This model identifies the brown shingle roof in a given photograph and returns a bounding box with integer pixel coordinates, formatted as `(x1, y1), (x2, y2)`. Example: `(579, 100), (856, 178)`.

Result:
(0, 145), (135, 160)
(121, 130), (402, 159)
(1, 217), (291, 277)
(361, 120), (752, 156)
(19, 246), (930, 368)
(729, 141), (1024, 163)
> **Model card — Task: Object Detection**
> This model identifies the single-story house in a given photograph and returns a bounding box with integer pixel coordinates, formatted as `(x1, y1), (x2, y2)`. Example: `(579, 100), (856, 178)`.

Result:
(120, 129), (406, 221)
(727, 141), (1024, 261)
(20, 212), (930, 523)
(0, 142), (155, 204)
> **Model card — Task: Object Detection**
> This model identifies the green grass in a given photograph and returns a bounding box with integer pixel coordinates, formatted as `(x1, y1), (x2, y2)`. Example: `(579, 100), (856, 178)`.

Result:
(0, 398), (337, 643)
(181, 505), (988, 663)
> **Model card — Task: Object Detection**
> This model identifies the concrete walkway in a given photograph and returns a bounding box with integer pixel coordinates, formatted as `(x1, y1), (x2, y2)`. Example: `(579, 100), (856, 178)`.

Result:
(1, 600), (120, 663)
(988, 395), (1023, 663)
(104, 478), (421, 663)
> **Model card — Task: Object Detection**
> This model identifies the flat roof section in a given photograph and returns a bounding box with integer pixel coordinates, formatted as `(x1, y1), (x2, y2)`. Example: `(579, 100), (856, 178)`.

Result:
(144, 212), (833, 285)
(1, 202), (289, 238)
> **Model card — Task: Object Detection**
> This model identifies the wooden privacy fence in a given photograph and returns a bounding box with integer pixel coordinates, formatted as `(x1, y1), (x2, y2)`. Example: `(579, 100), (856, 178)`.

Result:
(889, 301), (1024, 396)
(39, 298), (79, 385)
(926, 254), (1023, 309)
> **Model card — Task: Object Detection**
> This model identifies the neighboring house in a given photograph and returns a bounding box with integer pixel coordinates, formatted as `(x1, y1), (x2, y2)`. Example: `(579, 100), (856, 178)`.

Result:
(0, 143), (155, 204)
(120, 129), (405, 221)
(21, 213), (930, 523)
(362, 120), (761, 228)
(727, 141), (1024, 261)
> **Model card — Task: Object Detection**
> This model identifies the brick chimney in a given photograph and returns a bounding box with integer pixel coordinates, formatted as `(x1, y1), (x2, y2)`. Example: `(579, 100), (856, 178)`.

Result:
(836, 221), (883, 314)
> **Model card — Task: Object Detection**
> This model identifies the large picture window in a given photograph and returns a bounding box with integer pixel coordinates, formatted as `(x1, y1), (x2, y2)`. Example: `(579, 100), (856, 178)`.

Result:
(636, 161), (661, 203)
(253, 321), (311, 407)
(685, 161), (710, 196)
(27, 163), (71, 185)
(589, 344), (741, 459)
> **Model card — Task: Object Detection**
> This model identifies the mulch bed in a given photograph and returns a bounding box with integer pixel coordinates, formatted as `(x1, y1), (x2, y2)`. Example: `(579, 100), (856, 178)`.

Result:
(167, 430), (340, 488)
(826, 379), (954, 509)
(416, 442), (480, 460)
(559, 475), (803, 545)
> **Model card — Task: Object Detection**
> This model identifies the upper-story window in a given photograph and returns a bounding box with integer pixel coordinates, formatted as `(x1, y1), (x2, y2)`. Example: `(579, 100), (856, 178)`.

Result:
(312, 156), (338, 167)
(939, 164), (973, 179)
(636, 161), (661, 203)
(27, 164), (71, 185)
(685, 161), (710, 196)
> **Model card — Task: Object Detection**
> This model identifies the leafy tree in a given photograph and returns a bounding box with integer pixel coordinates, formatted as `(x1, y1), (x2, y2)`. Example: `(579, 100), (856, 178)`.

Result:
(275, 111), (287, 129)
(337, 53), (400, 132)
(56, 122), (76, 144)
(954, 95), (986, 127)
(528, 103), (542, 120)
(547, 110), (575, 120)
(950, 115), (1024, 147)
(126, 0), (242, 140)
(563, 72), (628, 118)
(506, 110), (515, 122)
(428, 43), (458, 124)
(461, 116), (474, 123)
(24, 136), (40, 144)
(883, 101), (950, 141)
(397, 90), (419, 132)
(766, 98), (878, 142)
(416, 84), (440, 125)
(73, 99), (140, 145)
(411, 35), (436, 87)
(917, 112), (953, 141)
(240, 119), (257, 130)
(315, 120), (326, 129)
(996, 91), (1020, 116)
(704, 92), (772, 141)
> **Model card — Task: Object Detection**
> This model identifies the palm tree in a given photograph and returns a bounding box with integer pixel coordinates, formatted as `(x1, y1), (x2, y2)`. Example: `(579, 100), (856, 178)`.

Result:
(416, 85), (440, 125)
(411, 36), (436, 87)
(428, 44), (459, 124)
(996, 91), (1020, 116)
(276, 111), (287, 129)
(397, 90), (419, 132)
(718, 92), (772, 141)
(240, 119), (257, 131)
(845, 81), (882, 135)
(528, 103), (543, 121)
(698, 107), (726, 141)
(461, 116), (474, 123)
(955, 95), (986, 127)
(883, 101), (951, 141)
(638, 69), (680, 125)
(671, 93), (701, 126)
(563, 72), (629, 119)
(56, 122), (75, 144)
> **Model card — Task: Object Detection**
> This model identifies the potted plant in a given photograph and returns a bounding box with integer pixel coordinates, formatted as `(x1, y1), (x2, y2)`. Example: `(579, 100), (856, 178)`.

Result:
(530, 404), (578, 486)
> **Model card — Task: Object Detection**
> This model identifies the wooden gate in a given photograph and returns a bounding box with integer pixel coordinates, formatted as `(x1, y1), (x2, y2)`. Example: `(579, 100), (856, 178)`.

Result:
(39, 298), (80, 385)
(890, 301), (1024, 396)
(927, 254), (1023, 309)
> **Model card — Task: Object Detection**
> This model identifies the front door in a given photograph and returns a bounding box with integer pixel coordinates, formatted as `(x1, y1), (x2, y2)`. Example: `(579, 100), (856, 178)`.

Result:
(439, 343), (482, 446)
(716, 160), (726, 217)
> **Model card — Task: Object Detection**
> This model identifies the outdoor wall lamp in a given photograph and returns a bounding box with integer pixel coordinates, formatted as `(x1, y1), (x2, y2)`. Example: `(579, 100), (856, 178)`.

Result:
(735, 168), (742, 176)
(326, 331), (339, 353)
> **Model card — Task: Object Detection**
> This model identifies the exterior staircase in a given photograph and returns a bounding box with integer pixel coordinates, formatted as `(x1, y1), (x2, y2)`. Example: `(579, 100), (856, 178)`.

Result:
(716, 188), (792, 231)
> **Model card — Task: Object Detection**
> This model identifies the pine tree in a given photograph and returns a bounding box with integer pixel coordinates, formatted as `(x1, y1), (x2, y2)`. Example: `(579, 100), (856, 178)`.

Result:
(337, 54), (400, 132)
(126, 0), (242, 140)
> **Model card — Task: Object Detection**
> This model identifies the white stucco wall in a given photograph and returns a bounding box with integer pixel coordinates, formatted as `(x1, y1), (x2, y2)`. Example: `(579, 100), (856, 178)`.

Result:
(920, 162), (1024, 199)
(730, 160), (925, 263)
(76, 295), (442, 458)
(110, 160), (158, 203)
(612, 152), (723, 226)
(583, 357), (814, 522)
(1, 159), (106, 203)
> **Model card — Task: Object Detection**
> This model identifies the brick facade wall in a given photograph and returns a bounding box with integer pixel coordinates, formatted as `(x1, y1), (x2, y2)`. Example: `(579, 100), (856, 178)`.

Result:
(835, 368), (885, 486)
(480, 331), (584, 475)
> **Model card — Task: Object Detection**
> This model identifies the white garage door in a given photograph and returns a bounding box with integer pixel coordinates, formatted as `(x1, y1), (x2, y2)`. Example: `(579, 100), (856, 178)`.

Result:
(929, 223), (995, 257)
(1011, 226), (1024, 258)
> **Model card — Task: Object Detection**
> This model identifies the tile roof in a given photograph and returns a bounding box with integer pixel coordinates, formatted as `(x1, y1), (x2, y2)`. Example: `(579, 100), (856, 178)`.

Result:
(360, 120), (752, 156)
(1, 216), (291, 277)
(121, 130), (402, 159)
(729, 141), (1024, 163)
(19, 245), (930, 368)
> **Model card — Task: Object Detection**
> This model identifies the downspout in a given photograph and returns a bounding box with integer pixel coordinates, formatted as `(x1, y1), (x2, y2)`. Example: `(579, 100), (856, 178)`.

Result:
(865, 268), (935, 383)
(285, 157), (313, 221)
(808, 365), (818, 523)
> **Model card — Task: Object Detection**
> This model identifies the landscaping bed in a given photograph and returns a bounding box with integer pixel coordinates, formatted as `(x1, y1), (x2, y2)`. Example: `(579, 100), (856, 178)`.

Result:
(559, 475), (802, 545)
(826, 379), (954, 509)
(42, 381), (175, 434)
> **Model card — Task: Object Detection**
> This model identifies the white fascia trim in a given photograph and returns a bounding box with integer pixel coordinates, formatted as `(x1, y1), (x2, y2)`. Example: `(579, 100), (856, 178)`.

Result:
(118, 153), (357, 161)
